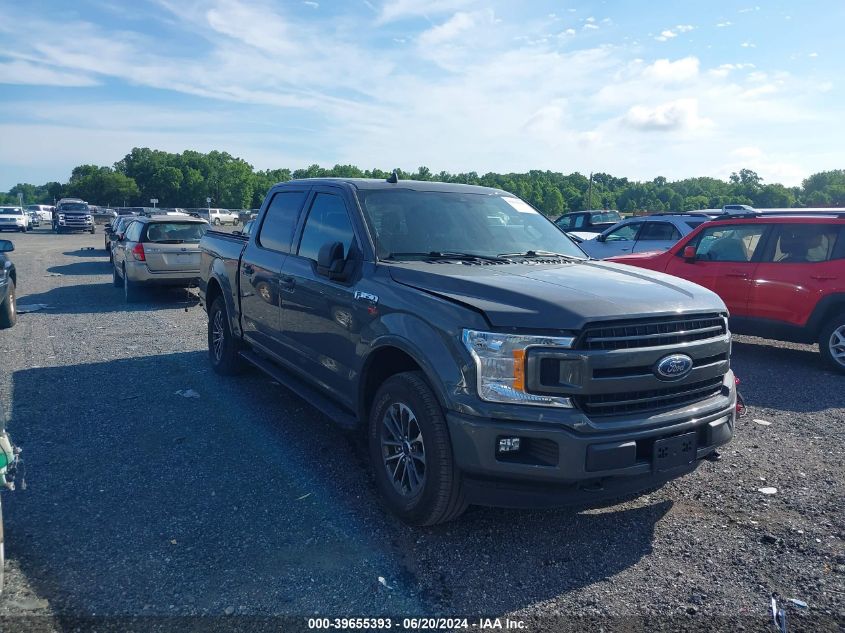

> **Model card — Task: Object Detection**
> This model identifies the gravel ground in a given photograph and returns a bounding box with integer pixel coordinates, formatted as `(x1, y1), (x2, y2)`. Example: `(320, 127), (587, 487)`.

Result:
(0, 229), (842, 632)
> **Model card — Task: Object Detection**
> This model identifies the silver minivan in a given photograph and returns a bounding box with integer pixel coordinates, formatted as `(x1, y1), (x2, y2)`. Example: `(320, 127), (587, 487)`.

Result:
(111, 216), (208, 302)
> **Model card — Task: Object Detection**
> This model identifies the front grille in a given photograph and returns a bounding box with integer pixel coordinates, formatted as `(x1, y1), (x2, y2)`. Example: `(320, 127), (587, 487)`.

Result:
(64, 216), (90, 226)
(578, 314), (727, 351)
(574, 376), (724, 417)
(592, 353), (728, 379)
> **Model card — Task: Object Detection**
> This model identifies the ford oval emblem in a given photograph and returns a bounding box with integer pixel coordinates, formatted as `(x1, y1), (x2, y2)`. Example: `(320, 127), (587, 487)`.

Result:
(655, 354), (694, 380)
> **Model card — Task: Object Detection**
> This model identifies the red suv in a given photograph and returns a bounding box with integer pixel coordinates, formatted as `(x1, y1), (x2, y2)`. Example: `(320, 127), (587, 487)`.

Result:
(609, 213), (845, 372)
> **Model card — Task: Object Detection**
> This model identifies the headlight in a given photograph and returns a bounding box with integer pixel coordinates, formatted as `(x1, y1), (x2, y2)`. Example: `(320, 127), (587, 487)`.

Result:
(59, 213), (65, 220)
(462, 329), (575, 407)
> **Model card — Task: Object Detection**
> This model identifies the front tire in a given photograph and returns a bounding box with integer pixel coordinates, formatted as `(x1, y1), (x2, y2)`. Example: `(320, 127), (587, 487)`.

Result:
(368, 371), (466, 526)
(819, 312), (845, 373)
(0, 280), (16, 329)
(207, 297), (244, 375)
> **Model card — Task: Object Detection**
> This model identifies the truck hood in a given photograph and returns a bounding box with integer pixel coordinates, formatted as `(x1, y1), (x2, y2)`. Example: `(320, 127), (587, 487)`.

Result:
(388, 260), (724, 330)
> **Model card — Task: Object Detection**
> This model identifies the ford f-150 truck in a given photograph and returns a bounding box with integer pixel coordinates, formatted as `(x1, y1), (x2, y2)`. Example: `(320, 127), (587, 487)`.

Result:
(53, 198), (95, 234)
(199, 177), (736, 525)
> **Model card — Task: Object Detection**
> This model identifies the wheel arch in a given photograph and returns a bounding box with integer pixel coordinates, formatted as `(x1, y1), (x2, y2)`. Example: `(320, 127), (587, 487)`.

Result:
(807, 293), (845, 337)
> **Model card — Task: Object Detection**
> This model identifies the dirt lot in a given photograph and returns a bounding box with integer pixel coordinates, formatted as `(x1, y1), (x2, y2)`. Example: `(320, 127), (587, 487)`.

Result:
(0, 228), (842, 631)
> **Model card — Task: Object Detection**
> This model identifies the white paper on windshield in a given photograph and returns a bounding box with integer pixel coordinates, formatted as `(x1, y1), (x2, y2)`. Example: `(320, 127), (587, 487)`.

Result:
(503, 197), (538, 214)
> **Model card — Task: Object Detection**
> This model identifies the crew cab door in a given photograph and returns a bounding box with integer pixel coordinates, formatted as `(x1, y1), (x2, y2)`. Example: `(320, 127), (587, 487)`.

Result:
(749, 223), (843, 327)
(278, 187), (362, 408)
(239, 189), (308, 355)
(665, 224), (770, 317)
(633, 220), (681, 253)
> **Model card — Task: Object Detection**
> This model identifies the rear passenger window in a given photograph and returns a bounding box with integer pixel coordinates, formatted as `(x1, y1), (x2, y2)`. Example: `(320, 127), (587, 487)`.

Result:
(639, 222), (681, 241)
(768, 224), (840, 263)
(297, 193), (355, 262)
(125, 221), (143, 242)
(257, 191), (307, 253)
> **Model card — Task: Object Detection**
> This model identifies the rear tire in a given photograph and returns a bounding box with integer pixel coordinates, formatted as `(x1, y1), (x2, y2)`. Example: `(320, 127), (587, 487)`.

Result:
(0, 280), (16, 329)
(819, 312), (845, 373)
(207, 297), (244, 375)
(112, 264), (121, 287)
(123, 265), (140, 303)
(368, 371), (467, 526)
(90, 227), (95, 234)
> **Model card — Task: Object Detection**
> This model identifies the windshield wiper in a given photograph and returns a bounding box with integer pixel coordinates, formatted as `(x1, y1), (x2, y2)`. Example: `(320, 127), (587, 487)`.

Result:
(498, 250), (584, 260)
(386, 251), (510, 263)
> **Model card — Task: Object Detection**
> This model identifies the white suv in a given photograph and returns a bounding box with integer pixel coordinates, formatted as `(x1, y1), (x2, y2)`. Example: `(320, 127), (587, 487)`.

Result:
(0, 208), (29, 233)
(579, 213), (711, 259)
(208, 208), (238, 226)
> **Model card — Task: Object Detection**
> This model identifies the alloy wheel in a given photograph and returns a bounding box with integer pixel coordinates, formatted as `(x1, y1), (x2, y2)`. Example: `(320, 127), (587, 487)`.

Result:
(380, 402), (426, 497)
(212, 309), (225, 362)
(829, 325), (845, 368)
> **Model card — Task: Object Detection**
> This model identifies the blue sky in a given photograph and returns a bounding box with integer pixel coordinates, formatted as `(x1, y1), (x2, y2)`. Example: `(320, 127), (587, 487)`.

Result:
(0, 0), (842, 190)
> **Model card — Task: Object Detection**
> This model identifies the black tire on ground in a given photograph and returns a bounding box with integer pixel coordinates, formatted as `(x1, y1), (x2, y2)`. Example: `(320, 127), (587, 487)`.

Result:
(819, 312), (845, 374)
(0, 279), (16, 329)
(368, 371), (467, 526)
(207, 296), (244, 375)
(19, 227), (26, 233)
(123, 265), (140, 303)
(90, 227), (95, 234)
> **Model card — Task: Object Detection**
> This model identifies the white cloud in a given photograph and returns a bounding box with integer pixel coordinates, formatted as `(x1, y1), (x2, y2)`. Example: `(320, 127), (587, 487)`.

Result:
(584, 16), (596, 23)
(655, 29), (676, 42)
(808, 52), (818, 58)
(418, 11), (478, 48)
(303, 1), (319, 7)
(709, 62), (755, 77)
(622, 98), (712, 132)
(738, 6), (760, 13)
(741, 42), (756, 48)
(642, 56), (700, 83)
(558, 28), (576, 37)
(716, 21), (733, 27)
(675, 24), (694, 33)
(0, 60), (99, 87)
(377, 0), (471, 24)
(583, 23), (599, 31)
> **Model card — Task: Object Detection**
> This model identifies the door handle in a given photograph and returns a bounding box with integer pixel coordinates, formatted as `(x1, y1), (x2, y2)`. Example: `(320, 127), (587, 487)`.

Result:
(243, 264), (254, 275)
(810, 275), (837, 281)
(279, 276), (296, 290)
(726, 272), (748, 278)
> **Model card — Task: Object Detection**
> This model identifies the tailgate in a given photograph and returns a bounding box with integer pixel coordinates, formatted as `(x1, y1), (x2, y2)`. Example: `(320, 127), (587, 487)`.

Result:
(144, 243), (202, 272)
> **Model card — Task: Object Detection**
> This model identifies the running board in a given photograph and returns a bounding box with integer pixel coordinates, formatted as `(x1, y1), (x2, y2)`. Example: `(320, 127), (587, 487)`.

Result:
(239, 350), (358, 430)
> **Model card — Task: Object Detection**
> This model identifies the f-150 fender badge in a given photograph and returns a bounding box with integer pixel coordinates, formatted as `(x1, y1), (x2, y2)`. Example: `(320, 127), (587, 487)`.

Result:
(354, 291), (379, 303)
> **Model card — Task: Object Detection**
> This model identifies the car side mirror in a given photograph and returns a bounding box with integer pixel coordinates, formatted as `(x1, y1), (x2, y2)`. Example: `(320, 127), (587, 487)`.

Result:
(316, 241), (347, 280)
(683, 245), (697, 261)
(596, 234), (606, 242)
(0, 239), (13, 253)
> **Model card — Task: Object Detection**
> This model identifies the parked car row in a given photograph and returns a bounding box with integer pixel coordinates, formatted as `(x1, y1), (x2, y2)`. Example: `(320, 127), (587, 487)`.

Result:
(608, 211), (845, 372)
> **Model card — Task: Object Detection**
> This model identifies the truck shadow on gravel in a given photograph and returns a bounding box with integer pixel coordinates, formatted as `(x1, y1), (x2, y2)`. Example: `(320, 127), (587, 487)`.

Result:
(18, 282), (198, 313)
(731, 339), (842, 413)
(4, 351), (668, 616)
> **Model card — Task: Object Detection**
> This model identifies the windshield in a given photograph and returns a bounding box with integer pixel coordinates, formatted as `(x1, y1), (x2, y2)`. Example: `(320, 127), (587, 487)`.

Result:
(358, 190), (585, 259)
(59, 203), (88, 212)
(0, 208), (22, 215)
(144, 222), (207, 243)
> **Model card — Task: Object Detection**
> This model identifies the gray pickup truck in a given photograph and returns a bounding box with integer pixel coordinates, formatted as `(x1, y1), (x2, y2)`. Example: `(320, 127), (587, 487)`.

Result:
(199, 177), (736, 525)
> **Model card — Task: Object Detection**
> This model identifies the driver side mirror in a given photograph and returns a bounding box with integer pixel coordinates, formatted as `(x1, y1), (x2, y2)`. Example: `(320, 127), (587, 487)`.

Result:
(0, 239), (13, 253)
(316, 241), (347, 280)
(683, 245), (697, 261)
(596, 234), (606, 242)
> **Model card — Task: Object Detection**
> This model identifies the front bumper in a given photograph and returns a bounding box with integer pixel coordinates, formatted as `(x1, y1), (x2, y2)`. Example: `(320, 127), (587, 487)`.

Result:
(125, 261), (200, 286)
(446, 371), (735, 507)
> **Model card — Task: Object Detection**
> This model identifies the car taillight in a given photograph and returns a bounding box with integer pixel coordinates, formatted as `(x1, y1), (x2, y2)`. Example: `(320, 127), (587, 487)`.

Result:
(132, 243), (146, 261)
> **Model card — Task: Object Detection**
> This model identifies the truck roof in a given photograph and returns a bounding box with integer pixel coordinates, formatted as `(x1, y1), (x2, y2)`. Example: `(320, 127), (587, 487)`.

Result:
(282, 177), (508, 195)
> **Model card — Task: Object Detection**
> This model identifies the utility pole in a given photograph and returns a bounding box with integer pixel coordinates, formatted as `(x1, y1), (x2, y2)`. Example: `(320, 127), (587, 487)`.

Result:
(587, 172), (594, 210)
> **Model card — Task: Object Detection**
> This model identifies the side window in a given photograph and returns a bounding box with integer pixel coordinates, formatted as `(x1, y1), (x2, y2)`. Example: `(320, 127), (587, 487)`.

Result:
(833, 226), (845, 260)
(767, 224), (840, 263)
(257, 191), (307, 253)
(639, 222), (681, 241)
(126, 221), (143, 242)
(297, 193), (355, 261)
(605, 222), (640, 242)
(573, 215), (586, 229)
(693, 225), (766, 262)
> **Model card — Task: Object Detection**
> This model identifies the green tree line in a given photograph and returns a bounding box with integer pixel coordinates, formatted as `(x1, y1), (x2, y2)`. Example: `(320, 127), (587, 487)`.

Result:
(3, 147), (844, 215)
